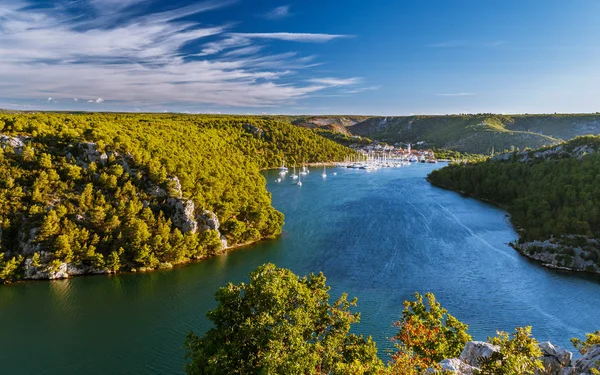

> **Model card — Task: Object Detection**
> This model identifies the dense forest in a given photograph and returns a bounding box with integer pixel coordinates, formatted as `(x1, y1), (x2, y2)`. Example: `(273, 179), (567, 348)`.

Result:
(0, 113), (355, 283)
(428, 136), (600, 273)
(185, 264), (599, 375)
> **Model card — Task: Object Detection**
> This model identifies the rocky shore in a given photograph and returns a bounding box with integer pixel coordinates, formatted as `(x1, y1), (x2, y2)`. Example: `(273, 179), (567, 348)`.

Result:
(513, 238), (600, 275)
(441, 340), (599, 375)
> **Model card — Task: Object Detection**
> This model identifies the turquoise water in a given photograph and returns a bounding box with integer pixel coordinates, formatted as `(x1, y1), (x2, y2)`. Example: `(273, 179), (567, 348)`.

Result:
(1, 164), (599, 374)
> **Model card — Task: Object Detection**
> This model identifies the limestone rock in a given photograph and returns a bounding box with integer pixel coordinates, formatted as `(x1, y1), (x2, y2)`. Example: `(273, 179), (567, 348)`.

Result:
(198, 210), (220, 232)
(167, 176), (183, 199)
(571, 345), (600, 374)
(168, 198), (198, 234)
(220, 234), (228, 249)
(541, 341), (573, 367)
(459, 341), (500, 368)
(0, 134), (26, 150)
(243, 123), (266, 138)
(438, 358), (478, 375)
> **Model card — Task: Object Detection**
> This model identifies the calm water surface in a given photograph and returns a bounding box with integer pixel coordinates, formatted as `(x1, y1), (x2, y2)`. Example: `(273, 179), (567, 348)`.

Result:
(1, 164), (599, 374)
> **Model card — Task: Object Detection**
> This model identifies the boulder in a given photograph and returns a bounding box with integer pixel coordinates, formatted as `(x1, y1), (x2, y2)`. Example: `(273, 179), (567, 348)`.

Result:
(541, 342), (573, 367)
(572, 345), (600, 374)
(438, 358), (478, 375)
(459, 341), (500, 368)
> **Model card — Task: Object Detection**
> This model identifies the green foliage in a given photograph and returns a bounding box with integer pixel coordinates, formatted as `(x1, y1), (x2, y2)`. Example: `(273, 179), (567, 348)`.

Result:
(428, 136), (600, 271)
(432, 148), (487, 162)
(571, 331), (600, 375)
(476, 327), (543, 375)
(0, 113), (354, 283)
(349, 114), (567, 154)
(184, 263), (383, 375)
(572, 331), (600, 355)
(393, 292), (471, 369)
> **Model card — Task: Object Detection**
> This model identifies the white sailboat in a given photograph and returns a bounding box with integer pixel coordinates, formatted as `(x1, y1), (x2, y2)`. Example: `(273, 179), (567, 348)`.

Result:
(300, 164), (309, 176)
(290, 166), (299, 179)
(296, 173), (303, 186)
(322, 165), (327, 178)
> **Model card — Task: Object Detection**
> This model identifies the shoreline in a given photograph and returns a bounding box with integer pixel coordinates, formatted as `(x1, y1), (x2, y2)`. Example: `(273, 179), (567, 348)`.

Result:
(9, 237), (274, 285)
(427, 177), (600, 276)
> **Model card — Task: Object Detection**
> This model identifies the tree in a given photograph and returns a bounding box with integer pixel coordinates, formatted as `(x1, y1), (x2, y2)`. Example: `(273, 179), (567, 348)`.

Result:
(392, 292), (471, 370)
(572, 331), (600, 355)
(185, 263), (382, 375)
(476, 327), (543, 375)
(571, 331), (600, 375)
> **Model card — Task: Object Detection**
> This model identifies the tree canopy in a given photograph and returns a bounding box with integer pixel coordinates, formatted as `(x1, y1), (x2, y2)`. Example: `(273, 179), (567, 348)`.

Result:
(0, 113), (355, 283)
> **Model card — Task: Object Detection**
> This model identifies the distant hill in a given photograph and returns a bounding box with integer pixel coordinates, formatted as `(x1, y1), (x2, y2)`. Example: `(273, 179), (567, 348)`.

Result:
(290, 113), (600, 155)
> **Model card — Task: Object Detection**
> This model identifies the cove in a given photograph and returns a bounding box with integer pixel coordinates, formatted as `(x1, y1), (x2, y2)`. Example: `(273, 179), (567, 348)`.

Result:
(0, 164), (599, 375)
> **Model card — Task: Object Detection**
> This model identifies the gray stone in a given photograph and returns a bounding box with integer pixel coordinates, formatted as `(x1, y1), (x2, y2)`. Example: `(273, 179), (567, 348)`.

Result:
(198, 210), (220, 232)
(168, 198), (198, 234)
(167, 176), (183, 199)
(572, 345), (600, 374)
(541, 341), (573, 367)
(438, 358), (478, 375)
(459, 341), (500, 368)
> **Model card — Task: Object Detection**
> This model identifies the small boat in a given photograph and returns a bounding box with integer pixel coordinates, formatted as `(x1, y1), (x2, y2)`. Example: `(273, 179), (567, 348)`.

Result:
(332, 172), (337, 176)
(276, 178), (282, 183)
(279, 161), (288, 172)
(322, 165), (327, 178)
(290, 166), (299, 179)
(296, 174), (303, 186)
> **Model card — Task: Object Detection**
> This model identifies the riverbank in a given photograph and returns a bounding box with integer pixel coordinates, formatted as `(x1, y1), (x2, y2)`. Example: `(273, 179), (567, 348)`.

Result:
(11, 237), (274, 284)
(427, 177), (600, 276)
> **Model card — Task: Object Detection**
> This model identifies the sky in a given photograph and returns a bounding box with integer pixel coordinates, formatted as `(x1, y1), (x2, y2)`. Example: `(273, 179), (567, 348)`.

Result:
(1, 0), (599, 115)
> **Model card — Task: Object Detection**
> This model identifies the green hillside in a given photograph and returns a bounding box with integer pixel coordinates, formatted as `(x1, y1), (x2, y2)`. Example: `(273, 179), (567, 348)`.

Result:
(0, 113), (354, 283)
(428, 136), (600, 274)
(349, 115), (562, 154)
(289, 113), (600, 155)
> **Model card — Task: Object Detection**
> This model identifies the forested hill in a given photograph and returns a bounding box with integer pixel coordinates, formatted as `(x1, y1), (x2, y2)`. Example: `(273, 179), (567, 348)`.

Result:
(289, 113), (600, 155)
(0, 113), (355, 283)
(428, 136), (600, 274)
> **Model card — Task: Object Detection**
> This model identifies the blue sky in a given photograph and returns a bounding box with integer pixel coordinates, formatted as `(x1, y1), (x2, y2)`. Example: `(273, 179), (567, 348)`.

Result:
(1, 0), (599, 115)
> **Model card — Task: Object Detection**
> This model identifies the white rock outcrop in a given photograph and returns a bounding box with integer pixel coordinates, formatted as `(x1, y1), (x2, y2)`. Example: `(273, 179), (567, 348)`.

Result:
(168, 198), (198, 234)
(439, 358), (478, 375)
(459, 341), (500, 368)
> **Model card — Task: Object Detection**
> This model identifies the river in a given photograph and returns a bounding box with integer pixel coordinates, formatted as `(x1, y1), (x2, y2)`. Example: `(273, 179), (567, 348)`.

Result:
(1, 164), (599, 374)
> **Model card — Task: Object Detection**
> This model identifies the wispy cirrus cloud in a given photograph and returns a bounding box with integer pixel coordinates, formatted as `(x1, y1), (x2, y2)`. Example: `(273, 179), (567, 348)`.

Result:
(307, 77), (362, 86)
(265, 5), (292, 20)
(0, 0), (362, 108)
(230, 32), (352, 43)
(342, 86), (380, 94)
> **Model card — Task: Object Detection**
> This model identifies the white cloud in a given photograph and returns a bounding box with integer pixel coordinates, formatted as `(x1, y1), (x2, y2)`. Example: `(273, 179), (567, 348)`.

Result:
(0, 0), (360, 108)
(342, 86), (380, 94)
(47, 97), (53, 102)
(265, 5), (291, 20)
(307, 77), (362, 86)
(230, 33), (351, 43)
